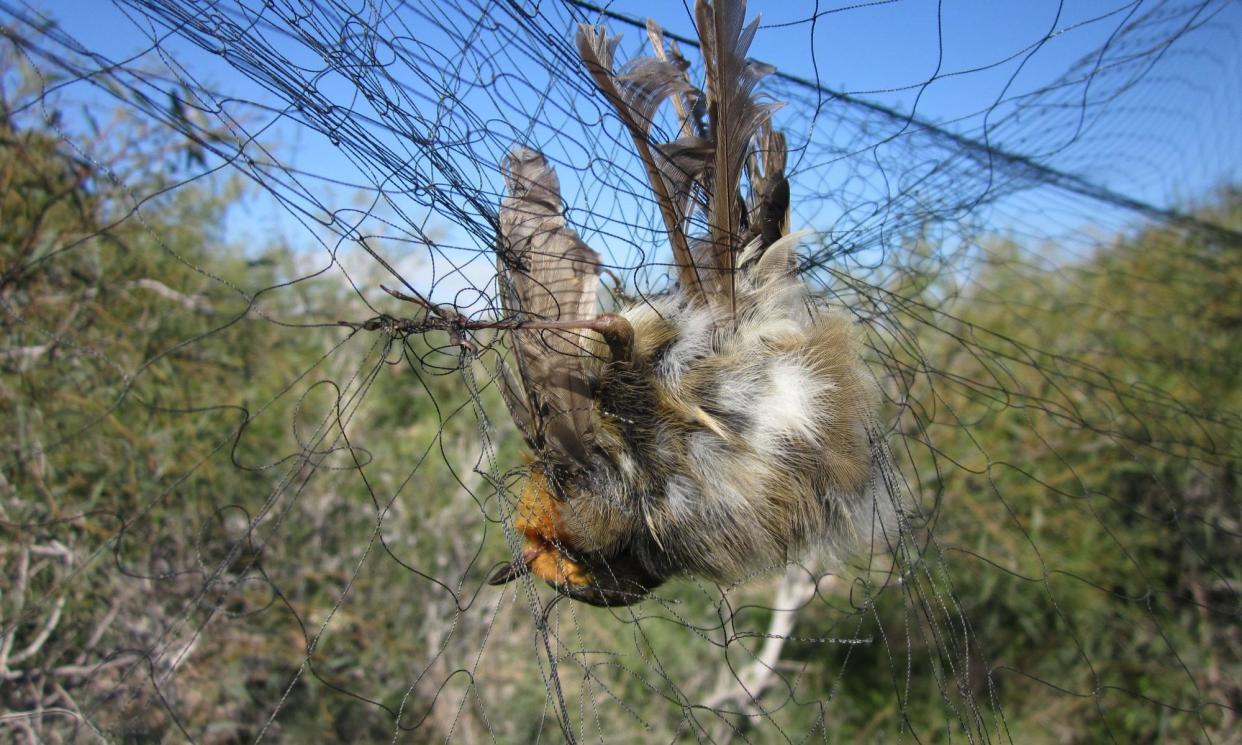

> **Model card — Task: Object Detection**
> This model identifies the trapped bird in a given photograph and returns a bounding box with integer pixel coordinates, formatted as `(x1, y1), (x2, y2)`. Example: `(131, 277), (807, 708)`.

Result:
(488, 0), (891, 606)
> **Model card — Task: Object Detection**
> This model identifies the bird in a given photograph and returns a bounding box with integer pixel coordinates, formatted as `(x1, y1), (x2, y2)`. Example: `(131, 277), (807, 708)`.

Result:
(487, 0), (891, 606)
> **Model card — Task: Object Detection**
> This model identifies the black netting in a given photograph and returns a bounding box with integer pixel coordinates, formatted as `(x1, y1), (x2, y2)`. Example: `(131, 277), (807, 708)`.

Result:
(1, 0), (1239, 742)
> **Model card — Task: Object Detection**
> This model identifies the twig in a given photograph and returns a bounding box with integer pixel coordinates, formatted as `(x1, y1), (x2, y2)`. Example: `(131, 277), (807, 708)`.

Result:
(1, 654), (140, 682)
(124, 278), (212, 313)
(50, 682), (109, 743)
(0, 545), (30, 672)
(373, 286), (625, 335)
(380, 284), (451, 319)
(0, 707), (106, 731)
(0, 345), (50, 365)
(77, 600), (122, 664)
(7, 595), (66, 666)
(704, 567), (831, 741)
(28, 541), (72, 561)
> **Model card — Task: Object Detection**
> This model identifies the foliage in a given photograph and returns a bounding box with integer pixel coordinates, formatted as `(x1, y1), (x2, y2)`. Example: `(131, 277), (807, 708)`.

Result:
(1, 34), (1239, 744)
(856, 199), (1241, 742)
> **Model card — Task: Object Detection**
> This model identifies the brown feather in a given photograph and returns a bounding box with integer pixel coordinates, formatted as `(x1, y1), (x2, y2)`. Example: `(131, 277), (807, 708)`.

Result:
(743, 123), (788, 247)
(576, 24), (707, 304)
(490, 7), (888, 607)
(498, 147), (603, 466)
(695, 0), (777, 316)
(653, 135), (713, 225)
(645, 19), (705, 140)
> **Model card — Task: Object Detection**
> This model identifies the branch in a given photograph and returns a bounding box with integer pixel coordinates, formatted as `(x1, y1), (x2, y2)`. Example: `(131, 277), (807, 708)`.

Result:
(1, 654), (140, 682)
(0, 545), (30, 671)
(6, 594), (66, 667)
(704, 567), (830, 737)
(0, 345), (50, 366)
(124, 278), (212, 313)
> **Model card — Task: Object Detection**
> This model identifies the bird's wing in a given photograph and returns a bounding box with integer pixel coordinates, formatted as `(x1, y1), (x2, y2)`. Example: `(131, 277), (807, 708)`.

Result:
(498, 147), (602, 467)
(578, 0), (789, 321)
(497, 0), (790, 460)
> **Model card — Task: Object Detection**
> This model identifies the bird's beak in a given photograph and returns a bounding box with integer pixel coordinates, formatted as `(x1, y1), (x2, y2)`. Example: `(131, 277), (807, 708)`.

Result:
(487, 543), (656, 607)
(487, 547), (543, 585)
(487, 562), (524, 585)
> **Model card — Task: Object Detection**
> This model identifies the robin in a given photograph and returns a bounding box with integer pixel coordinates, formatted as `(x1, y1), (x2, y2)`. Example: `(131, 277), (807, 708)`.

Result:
(489, 0), (890, 606)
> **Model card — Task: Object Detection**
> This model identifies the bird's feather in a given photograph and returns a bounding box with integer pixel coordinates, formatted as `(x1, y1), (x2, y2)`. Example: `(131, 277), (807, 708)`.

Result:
(578, 0), (781, 319)
(745, 122), (788, 250)
(652, 135), (713, 225)
(576, 24), (705, 302)
(498, 147), (603, 467)
(696, 0), (778, 316)
(645, 19), (705, 140)
(485, 1), (887, 607)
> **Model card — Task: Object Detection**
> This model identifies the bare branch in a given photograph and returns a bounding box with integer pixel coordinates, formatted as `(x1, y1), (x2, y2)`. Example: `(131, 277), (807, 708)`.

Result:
(704, 567), (832, 740)
(7, 595), (66, 666)
(1, 654), (140, 681)
(0, 707), (107, 743)
(0, 345), (50, 366)
(0, 545), (30, 671)
(124, 278), (212, 312)
(78, 601), (122, 664)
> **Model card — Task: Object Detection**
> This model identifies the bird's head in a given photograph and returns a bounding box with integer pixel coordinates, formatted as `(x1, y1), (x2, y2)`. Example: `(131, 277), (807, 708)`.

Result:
(487, 466), (664, 607)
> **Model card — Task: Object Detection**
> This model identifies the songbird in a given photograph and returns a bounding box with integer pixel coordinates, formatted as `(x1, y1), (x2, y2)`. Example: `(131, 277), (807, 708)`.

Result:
(488, 0), (890, 606)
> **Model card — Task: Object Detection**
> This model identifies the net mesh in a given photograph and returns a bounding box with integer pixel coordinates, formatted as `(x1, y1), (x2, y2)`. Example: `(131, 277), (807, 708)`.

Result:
(1, 0), (1239, 742)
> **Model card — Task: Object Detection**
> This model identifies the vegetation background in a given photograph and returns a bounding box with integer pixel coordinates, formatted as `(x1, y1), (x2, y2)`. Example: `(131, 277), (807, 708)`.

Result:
(1, 10), (1239, 744)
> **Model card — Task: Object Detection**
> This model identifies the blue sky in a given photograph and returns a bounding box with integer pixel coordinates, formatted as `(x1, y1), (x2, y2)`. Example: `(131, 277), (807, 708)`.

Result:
(19, 0), (1242, 302)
